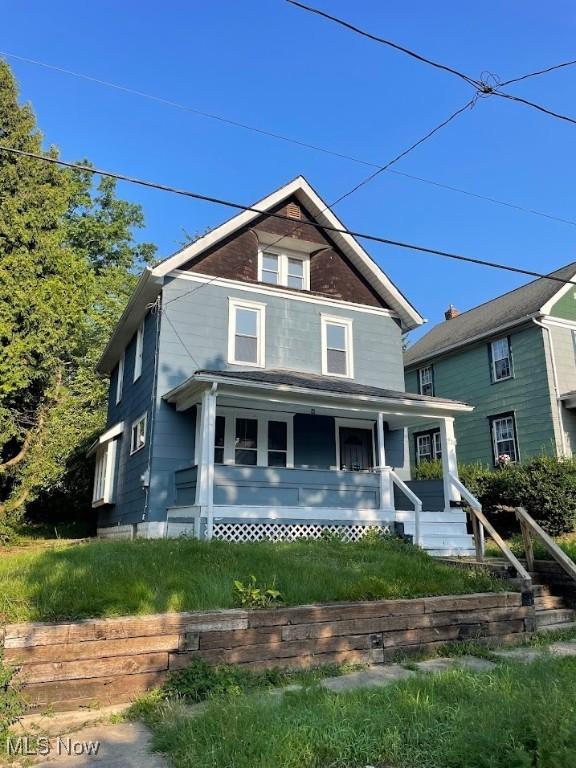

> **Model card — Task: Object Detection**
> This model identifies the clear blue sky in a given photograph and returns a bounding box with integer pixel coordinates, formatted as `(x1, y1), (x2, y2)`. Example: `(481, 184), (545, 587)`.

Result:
(3, 0), (576, 338)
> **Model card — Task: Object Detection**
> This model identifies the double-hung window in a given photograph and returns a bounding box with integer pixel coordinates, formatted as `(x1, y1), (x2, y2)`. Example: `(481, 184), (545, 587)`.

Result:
(415, 429), (442, 464)
(418, 366), (434, 396)
(228, 299), (265, 367)
(258, 248), (309, 291)
(115, 354), (124, 405)
(268, 421), (288, 467)
(235, 417), (258, 466)
(490, 337), (512, 382)
(321, 315), (353, 378)
(130, 412), (147, 455)
(133, 321), (144, 381)
(490, 413), (518, 464)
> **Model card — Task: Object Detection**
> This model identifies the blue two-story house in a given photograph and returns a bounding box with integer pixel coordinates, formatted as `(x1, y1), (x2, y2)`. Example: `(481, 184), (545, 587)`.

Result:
(90, 177), (478, 554)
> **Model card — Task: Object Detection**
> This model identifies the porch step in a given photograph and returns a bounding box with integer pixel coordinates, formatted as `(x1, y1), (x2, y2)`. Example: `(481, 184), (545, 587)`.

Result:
(396, 510), (468, 524)
(535, 608), (576, 628)
(419, 534), (476, 552)
(401, 522), (469, 537)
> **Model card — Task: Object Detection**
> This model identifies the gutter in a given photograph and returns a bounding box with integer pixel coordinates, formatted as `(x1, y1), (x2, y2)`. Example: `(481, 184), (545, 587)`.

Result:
(533, 316), (567, 456)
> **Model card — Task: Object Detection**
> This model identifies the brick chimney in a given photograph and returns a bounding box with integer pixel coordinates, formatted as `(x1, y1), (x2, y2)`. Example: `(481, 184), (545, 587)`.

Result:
(444, 304), (459, 321)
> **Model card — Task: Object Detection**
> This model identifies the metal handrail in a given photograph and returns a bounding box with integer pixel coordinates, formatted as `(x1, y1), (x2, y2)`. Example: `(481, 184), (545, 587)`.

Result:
(389, 470), (423, 547)
(449, 474), (533, 596)
(516, 506), (576, 583)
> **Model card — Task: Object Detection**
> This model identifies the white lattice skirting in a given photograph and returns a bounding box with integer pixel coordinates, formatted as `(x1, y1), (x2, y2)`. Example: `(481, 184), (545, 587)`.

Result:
(211, 522), (393, 543)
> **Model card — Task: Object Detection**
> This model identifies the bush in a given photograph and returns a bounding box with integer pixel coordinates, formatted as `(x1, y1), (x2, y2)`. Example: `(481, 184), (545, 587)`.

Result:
(0, 659), (26, 747)
(413, 456), (576, 537)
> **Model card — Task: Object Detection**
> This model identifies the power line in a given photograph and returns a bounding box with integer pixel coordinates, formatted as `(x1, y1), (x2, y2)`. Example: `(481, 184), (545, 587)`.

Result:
(287, 1), (576, 127)
(2, 143), (575, 288)
(329, 98), (475, 208)
(286, 0), (480, 89)
(500, 59), (576, 87)
(3, 50), (575, 228)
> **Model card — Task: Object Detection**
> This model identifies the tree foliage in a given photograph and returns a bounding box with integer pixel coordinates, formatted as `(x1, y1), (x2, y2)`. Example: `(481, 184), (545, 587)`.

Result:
(0, 60), (155, 530)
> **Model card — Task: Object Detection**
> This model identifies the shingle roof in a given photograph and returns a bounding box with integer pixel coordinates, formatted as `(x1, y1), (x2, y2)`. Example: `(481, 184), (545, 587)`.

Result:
(404, 261), (576, 367)
(193, 368), (468, 406)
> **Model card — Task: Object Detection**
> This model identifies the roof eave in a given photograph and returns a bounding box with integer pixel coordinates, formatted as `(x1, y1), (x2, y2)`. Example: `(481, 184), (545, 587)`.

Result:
(96, 268), (164, 375)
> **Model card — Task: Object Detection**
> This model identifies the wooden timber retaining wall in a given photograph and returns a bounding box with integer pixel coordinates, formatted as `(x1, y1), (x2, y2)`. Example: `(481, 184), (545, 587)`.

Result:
(3, 592), (532, 712)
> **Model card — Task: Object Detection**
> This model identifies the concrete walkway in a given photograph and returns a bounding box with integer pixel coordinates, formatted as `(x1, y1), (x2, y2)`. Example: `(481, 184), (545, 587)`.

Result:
(7, 639), (576, 768)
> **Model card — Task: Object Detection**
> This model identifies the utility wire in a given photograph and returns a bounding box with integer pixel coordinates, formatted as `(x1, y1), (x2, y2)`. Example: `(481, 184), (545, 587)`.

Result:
(287, 1), (576, 127)
(2, 143), (575, 288)
(329, 98), (475, 208)
(500, 59), (576, 87)
(3, 50), (575, 227)
(286, 0), (480, 89)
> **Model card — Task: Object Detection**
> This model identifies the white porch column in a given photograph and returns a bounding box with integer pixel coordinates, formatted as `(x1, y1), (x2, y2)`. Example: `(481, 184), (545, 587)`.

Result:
(439, 417), (460, 513)
(195, 384), (218, 539)
(376, 413), (393, 510)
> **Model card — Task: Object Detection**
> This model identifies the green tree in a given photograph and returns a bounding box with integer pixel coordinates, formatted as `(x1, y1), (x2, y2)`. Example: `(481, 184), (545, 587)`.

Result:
(0, 60), (155, 530)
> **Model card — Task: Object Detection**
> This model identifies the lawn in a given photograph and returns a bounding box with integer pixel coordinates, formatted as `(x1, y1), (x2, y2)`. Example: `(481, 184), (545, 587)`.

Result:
(485, 532), (576, 562)
(0, 537), (502, 624)
(147, 656), (576, 768)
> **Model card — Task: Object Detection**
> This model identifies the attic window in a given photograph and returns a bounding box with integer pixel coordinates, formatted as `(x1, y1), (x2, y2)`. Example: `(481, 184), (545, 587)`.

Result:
(287, 202), (301, 219)
(258, 248), (310, 291)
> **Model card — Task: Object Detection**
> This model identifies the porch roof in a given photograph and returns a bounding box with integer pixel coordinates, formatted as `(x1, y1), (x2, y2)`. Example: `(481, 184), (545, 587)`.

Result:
(164, 368), (473, 421)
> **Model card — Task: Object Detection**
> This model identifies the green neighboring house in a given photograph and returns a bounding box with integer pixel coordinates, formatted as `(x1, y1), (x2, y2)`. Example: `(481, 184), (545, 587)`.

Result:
(404, 262), (576, 469)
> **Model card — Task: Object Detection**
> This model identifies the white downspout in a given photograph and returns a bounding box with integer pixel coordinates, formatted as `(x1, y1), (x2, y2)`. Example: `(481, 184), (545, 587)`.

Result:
(533, 317), (567, 456)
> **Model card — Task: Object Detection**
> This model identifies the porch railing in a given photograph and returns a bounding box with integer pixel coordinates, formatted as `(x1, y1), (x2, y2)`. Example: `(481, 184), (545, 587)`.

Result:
(449, 473), (533, 596)
(387, 469), (422, 547)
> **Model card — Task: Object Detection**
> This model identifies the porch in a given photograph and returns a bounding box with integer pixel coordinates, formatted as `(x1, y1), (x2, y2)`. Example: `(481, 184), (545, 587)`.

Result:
(163, 369), (477, 554)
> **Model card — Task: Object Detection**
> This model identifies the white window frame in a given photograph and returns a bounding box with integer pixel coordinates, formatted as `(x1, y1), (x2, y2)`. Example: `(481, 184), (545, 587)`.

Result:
(490, 337), (512, 382)
(321, 314), (354, 378)
(258, 247), (310, 291)
(418, 365), (434, 396)
(130, 412), (148, 455)
(490, 414), (519, 464)
(92, 439), (118, 507)
(197, 407), (294, 468)
(133, 321), (144, 382)
(415, 429), (442, 465)
(115, 354), (124, 405)
(227, 298), (266, 368)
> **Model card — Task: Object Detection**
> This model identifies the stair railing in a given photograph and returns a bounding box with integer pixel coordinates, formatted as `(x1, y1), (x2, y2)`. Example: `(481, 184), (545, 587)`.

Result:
(389, 470), (423, 547)
(449, 474), (533, 598)
(515, 506), (576, 583)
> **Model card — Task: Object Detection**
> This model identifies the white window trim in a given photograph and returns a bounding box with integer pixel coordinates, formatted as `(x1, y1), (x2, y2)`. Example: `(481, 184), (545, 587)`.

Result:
(334, 417), (376, 470)
(227, 297), (266, 368)
(257, 246), (310, 291)
(418, 366), (434, 396)
(130, 412), (148, 455)
(92, 438), (118, 508)
(490, 337), (513, 382)
(321, 314), (354, 378)
(133, 321), (144, 382)
(416, 434), (432, 464)
(115, 354), (124, 405)
(196, 406), (294, 467)
(490, 414), (519, 465)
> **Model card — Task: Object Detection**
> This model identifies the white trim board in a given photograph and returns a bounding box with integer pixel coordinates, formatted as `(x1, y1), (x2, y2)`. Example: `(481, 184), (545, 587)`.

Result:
(168, 270), (399, 318)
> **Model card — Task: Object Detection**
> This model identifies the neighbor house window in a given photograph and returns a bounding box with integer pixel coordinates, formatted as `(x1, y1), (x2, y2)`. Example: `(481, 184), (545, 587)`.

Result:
(415, 429), (442, 464)
(418, 366), (434, 396)
(258, 248), (310, 291)
(92, 439), (119, 507)
(490, 337), (512, 382)
(130, 413), (147, 455)
(321, 315), (353, 378)
(228, 298), (265, 367)
(115, 354), (124, 405)
(490, 413), (518, 464)
(133, 321), (144, 381)
(235, 417), (258, 465)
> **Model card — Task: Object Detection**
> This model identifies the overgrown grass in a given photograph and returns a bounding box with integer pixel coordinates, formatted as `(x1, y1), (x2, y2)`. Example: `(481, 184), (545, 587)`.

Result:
(0, 537), (503, 623)
(148, 656), (576, 768)
(485, 532), (576, 561)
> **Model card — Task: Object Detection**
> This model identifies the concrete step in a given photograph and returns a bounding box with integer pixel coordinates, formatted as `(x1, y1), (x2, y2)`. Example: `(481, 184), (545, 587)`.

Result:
(535, 608), (576, 628)
(535, 595), (567, 610)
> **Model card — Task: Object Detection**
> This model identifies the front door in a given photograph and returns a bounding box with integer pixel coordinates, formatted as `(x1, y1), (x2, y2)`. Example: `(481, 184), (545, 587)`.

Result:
(339, 427), (373, 471)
